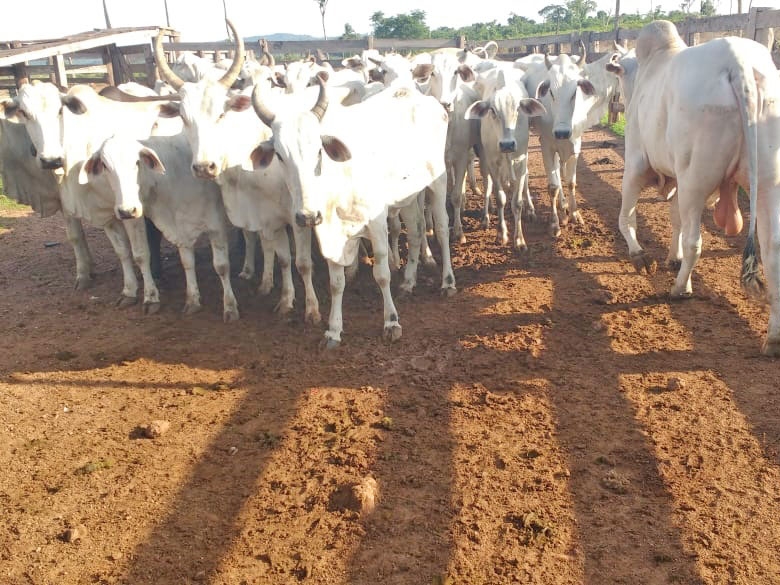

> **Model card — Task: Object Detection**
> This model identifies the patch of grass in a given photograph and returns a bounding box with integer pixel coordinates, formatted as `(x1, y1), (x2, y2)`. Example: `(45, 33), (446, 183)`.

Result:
(75, 458), (115, 475)
(600, 112), (625, 138)
(0, 194), (28, 213)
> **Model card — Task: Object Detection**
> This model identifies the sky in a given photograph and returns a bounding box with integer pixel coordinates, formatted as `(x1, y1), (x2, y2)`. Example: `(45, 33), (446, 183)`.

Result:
(0, 0), (754, 42)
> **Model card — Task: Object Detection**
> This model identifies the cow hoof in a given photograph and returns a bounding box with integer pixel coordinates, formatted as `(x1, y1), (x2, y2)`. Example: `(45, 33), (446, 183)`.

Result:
(422, 258), (438, 274)
(257, 282), (273, 296)
(397, 285), (414, 300)
(143, 301), (161, 316)
(383, 323), (402, 342)
(549, 224), (561, 238)
(74, 275), (93, 291)
(238, 269), (255, 281)
(223, 308), (240, 323)
(274, 304), (294, 317)
(440, 286), (457, 298)
(669, 288), (693, 300)
(116, 295), (138, 309)
(666, 259), (682, 271)
(514, 243), (528, 254)
(761, 337), (780, 357)
(426, 228), (434, 237)
(497, 234), (509, 246)
(305, 308), (322, 325)
(572, 211), (585, 226)
(321, 335), (341, 350)
(630, 252), (656, 274)
(481, 216), (490, 229)
(182, 302), (202, 315)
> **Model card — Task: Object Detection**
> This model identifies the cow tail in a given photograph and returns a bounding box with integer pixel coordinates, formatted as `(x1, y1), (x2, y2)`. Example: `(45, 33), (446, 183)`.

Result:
(729, 59), (764, 296)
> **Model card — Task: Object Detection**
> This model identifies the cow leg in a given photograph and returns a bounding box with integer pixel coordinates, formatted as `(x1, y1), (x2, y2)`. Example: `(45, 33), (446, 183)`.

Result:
(270, 229), (295, 316)
(417, 190), (438, 273)
(756, 191), (780, 356)
(495, 183), (509, 246)
(398, 201), (423, 297)
(450, 153), (469, 244)
(540, 144), (563, 237)
(666, 195), (683, 270)
(429, 174), (456, 296)
(619, 158), (654, 273)
(123, 217), (161, 315)
(324, 260), (346, 349)
(670, 185), (707, 299)
(64, 215), (94, 290)
(291, 225), (321, 324)
(145, 218), (163, 281)
(208, 226), (239, 323)
(102, 220), (139, 308)
(561, 152), (584, 226)
(367, 218), (402, 342)
(521, 171), (536, 223)
(257, 233), (276, 295)
(388, 212), (403, 271)
(423, 194), (434, 237)
(177, 246), (202, 314)
(467, 153), (482, 197)
(239, 229), (258, 281)
(510, 163), (528, 252)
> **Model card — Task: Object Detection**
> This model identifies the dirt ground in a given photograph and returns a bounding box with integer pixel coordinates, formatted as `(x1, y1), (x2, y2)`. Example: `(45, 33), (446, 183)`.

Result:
(1, 127), (779, 585)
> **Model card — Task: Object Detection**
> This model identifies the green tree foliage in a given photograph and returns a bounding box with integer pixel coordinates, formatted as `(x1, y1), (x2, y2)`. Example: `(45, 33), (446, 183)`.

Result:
(341, 23), (360, 40)
(370, 10), (430, 39)
(700, 0), (716, 16)
(566, 0), (597, 31)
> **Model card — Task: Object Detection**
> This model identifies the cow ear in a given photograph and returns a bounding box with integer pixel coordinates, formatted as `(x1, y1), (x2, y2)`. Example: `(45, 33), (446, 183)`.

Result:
(412, 63), (434, 81)
(62, 95), (87, 115)
(321, 135), (351, 162)
(457, 65), (475, 83)
(158, 101), (181, 118)
(250, 140), (276, 169)
(519, 98), (546, 118)
(606, 53), (624, 77)
(464, 100), (491, 120)
(228, 93), (251, 112)
(0, 100), (23, 122)
(536, 80), (551, 99)
(139, 147), (166, 174)
(78, 153), (103, 184)
(273, 72), (287, 88)
(578, 78), (596, 96)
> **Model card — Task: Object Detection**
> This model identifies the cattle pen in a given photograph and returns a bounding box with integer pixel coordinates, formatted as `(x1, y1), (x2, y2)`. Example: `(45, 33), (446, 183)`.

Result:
(1, 6), (778, 94)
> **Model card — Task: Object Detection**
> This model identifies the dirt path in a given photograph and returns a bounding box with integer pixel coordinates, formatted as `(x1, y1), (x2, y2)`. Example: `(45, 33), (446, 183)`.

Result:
(1, 128), (779, 585)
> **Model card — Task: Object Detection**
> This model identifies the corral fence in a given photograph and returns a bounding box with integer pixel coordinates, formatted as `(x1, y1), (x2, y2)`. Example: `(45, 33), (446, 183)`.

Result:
(1, 7), (778, 97)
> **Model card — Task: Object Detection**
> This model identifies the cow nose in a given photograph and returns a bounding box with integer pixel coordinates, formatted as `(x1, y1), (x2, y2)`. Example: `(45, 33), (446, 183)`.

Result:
(40, 156), (64, 169)
(295, 210), (323, 227)
(192, 161), (218, 179)
(553, 129), (571, 139)
(116, 207), (139, 220)
(499, 139), (517, 153)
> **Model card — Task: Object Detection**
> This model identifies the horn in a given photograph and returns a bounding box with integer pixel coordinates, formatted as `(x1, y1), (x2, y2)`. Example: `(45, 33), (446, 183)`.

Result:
(251, 84), (276, 127)
(311, 73), (328, 122)
(219, 19), (245, 88)
(579, 40), (587, 68)
(154, 29), (185, 90)
(544, 52), (553, 70)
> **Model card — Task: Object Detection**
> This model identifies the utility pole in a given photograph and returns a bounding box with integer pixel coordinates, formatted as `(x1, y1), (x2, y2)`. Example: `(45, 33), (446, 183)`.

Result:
(737, 0), (743, 12)
(163, 0), (171, 28)
(614, 0), (621, 41)
(222, 0), (229, 37)
(102, 0), (112, 28)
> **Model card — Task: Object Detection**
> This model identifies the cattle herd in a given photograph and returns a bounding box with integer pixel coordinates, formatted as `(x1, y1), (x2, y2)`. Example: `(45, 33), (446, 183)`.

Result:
(1, 20), (779, 355)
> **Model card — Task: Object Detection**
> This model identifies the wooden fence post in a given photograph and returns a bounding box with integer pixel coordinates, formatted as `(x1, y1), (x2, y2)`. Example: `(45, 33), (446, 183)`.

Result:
(11, 41), (29, 88)
(367, 35), (375, 51)
(456, 35), (466, 49)
(143, 43), (158, 88)
(52, 54), (68, 88)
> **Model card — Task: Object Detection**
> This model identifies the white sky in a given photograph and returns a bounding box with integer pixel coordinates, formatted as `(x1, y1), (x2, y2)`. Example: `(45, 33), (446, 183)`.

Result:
(0, 0), (756, 42)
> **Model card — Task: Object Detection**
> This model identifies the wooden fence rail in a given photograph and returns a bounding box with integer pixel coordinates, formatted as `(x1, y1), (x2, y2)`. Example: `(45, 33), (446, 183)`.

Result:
(1, 7), (778, 93)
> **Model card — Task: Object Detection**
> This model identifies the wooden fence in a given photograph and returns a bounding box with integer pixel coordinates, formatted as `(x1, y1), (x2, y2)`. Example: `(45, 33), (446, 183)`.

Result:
(1, 7), (778, 93)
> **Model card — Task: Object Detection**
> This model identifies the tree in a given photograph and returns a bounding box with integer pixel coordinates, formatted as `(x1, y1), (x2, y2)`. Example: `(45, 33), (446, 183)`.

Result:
(700, 0), (716, 16)
(314, 0), (329, 40)
(341, 23), (360, 40)
(370, 10), (429, 39)
(538, 4), (568, 34)
(566, 0), (597, 31)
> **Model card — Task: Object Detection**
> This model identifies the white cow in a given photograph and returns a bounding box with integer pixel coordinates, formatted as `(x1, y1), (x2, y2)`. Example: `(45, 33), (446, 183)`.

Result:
(154, 23), (323, 324)
(0, 81), (172, 302)
(608, 20), (780, 356)
(250, 77), (456, 348)
(465, 69), (546, 250)
(523, 48), (620, 236)
(79, 133), (239, 321)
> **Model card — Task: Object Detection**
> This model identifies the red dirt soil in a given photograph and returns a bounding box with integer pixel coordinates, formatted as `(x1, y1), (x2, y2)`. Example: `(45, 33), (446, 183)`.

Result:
(1, 128), (779, 585)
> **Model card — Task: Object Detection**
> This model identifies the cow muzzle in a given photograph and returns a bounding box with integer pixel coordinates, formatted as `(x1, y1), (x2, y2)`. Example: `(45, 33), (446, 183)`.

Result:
(40, 156), (64, 170)
(553, 129), (572, 140)
(116, 206), (143, 220)
(295, 210), (323, 228)
(499, 139), (517, 153)
(192, 161), (219, 180)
